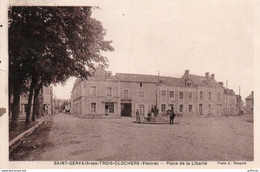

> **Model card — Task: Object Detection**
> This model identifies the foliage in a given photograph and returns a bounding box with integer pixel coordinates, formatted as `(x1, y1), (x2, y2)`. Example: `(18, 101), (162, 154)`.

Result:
(9, 6), (114, 129)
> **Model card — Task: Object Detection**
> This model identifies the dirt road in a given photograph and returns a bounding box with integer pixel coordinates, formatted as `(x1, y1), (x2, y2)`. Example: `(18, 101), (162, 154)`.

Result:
(10, 113), (253, 161)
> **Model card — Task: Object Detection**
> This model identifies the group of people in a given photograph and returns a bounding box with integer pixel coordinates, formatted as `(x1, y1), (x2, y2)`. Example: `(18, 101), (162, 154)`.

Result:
(135, 105), (176, 125)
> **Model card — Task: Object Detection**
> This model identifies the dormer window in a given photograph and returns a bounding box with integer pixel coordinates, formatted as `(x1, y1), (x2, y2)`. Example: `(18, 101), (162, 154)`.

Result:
(186, 80), (192, 86)
(106, 72), (112, 79)
(159, 79), (165, 84)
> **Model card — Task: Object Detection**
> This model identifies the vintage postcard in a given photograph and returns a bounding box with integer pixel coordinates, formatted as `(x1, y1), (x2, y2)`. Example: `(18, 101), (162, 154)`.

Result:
(0, 0), (259, 170)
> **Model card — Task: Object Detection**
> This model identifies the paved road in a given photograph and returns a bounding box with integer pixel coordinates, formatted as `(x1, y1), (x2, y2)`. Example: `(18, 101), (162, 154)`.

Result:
(12, 113), (253, 161)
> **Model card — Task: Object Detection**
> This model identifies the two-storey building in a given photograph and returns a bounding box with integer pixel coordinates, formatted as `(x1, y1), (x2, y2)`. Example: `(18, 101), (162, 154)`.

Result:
(245, 91), (254, 115)
(181, 70), (225, 116)
(71, 66), (120, 117)
(70, 66), (243, 118)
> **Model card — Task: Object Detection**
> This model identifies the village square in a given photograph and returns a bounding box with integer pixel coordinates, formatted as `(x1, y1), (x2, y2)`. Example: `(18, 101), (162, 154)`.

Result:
(5, 4), (254, 162)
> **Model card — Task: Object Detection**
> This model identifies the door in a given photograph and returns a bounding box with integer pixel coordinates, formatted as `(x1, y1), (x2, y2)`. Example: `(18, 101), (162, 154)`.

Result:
(138, 104), (145, 116)
(121, 103), (132, 117)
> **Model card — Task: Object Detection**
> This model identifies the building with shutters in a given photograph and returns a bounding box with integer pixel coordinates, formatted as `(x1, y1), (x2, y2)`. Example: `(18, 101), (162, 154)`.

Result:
(70, 66), (243, 118)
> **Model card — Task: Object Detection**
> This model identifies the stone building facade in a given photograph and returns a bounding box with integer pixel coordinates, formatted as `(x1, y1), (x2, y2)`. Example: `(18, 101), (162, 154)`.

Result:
(71, 67), (120, 117)
(17, 86), (54, 116)
(245, 91), (254, 115)
(71, 66), (243, 118)
(42, 86), (54, 115)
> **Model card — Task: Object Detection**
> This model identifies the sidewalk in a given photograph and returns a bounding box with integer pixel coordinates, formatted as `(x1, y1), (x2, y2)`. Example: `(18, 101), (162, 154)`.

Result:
(9, 115), (51, 152)
(9, 120), (39, 141)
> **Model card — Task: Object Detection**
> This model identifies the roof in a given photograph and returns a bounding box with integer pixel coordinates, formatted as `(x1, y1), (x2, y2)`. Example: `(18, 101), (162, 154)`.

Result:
(116, 73), (158, 83)
(189, 74), (222, 87)
(116, 73), (185, 86)
(246, 92), (254, 100)
(159, 76), (186, 87)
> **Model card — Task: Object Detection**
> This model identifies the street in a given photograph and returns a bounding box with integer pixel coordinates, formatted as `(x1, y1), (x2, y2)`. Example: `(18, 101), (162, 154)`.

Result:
(10, 113), (253, 161)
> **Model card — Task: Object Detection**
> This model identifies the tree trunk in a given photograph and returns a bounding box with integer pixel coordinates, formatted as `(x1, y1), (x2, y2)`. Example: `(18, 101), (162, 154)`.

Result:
(32, 87), (40, 121)
(25, 80), (35, 125)
(36, 95), (41, 119)
(9, 87), (12, 117)
(36, 89), (43, 119)
(10, 84), (21, 131)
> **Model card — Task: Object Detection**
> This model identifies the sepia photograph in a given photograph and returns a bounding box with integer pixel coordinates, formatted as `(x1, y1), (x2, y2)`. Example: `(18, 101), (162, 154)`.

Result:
(0, 0), (258, 169)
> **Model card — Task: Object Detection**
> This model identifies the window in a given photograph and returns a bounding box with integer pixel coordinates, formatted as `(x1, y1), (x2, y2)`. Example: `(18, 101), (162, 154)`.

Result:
(161, 104), (166, 112)
(90, 86), (96, 96)
(199, 104), (203, 115)
(91, 102), (96, 113)
(140, 82), (143, 87)
(138, 91), (144, 98)
(161, 90), (166, 99)
(124, 90), (129, 99)
(200, 92), (203, 100)
(209, 92), (211, 100)
(179, 104), (183, 113)
(168, 104), (174, 111)
(179, 92), (184, 99)
(186, 80), (192, 86)
(218, 93), (221, 101)
(106, 72), (112, 79)
(169, 91), (174, 98)
(188, 105), (193, 112)
(90, 71), (95, 78)
(105, 103), (114, 113)
(188, 92), (192, 100)
(107, 87), (112, 96)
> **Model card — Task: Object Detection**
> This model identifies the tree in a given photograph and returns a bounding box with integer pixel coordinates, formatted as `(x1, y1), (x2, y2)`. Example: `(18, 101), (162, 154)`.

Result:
(9, 7), (114, 130)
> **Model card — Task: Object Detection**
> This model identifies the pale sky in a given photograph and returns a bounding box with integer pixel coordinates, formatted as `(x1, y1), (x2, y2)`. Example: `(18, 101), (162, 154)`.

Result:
(53, 0), (254, 101)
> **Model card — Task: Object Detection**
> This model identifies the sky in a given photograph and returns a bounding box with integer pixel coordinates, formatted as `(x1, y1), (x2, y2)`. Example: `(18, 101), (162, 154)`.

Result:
(53, 0), (254, 101)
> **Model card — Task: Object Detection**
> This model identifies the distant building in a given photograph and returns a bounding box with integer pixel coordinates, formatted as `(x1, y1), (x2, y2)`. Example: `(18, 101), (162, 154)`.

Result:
(223, 89), (243, 116)
(245, 91), (254, 115)
(42, 86), (54, 115)
(11, 86), (54, 117)
(71, 66), (243, 118)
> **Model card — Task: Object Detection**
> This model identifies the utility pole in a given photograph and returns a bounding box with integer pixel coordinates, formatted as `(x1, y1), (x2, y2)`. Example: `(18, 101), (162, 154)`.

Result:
(156, 70), (160, 107)
(226, 80), (228, 88)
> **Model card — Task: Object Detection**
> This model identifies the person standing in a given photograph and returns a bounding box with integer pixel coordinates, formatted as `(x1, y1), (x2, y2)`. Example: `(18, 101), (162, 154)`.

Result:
(147, 111), (152, 121)
(136, 109), (141, 123)
(169, 108), (176, 125)
(154, 105), (158, 117)
(151, 105), (155, 118)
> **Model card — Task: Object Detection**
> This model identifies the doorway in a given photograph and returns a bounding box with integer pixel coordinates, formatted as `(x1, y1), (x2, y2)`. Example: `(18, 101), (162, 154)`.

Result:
(138, 104), (145, 116)
(121, 103), (132, 117)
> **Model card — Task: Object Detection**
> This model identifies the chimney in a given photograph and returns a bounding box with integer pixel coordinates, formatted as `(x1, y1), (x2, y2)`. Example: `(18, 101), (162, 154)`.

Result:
(205, 72), (209, 78)
(211, 74), (215, 80)
(184, 70), (190, 77)
(218, 82), (223, 86)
